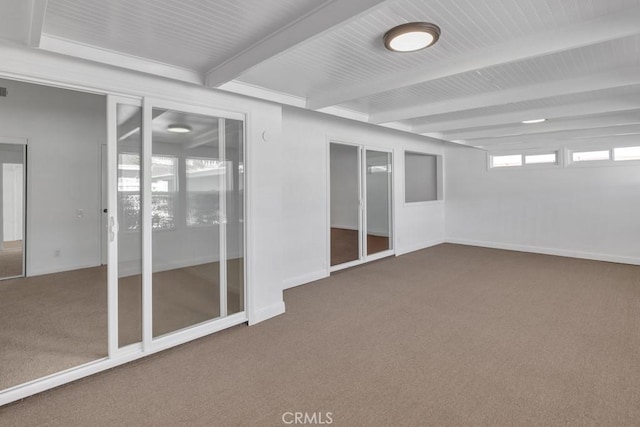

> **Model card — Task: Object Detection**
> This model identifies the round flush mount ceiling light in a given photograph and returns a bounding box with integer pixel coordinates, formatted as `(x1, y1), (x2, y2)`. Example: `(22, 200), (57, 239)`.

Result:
(384, 22), (441, 52)
(167, 124), (192, 133)
(521, 118), (547, 124)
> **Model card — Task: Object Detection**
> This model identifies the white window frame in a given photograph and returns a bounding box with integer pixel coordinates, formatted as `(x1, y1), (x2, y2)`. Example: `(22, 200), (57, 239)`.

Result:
(403, 150), (443, 204)
(487, 149), (561, 171)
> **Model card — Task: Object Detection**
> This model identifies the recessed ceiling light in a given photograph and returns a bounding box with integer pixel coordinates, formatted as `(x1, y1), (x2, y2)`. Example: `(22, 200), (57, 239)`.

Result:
(167, 124), (192, 133)
(384, 22), (441, 52)
(521, 118), (546, 124)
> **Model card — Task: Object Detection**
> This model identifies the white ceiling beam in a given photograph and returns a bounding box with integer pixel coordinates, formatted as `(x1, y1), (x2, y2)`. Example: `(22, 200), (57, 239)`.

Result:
(204, 0), (389, 88)
(307, 5), (640, 110)
(475, 124), (640, 147)
(445, 112), (640, 141)
(26, 0), (47, 47)
(39, 35), (204, 85)
(371, 67), (640, 124)
(413, 99), (640, 134)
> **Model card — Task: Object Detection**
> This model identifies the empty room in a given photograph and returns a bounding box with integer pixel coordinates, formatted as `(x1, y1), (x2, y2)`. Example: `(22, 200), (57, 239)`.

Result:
(0, 0), (639, 425)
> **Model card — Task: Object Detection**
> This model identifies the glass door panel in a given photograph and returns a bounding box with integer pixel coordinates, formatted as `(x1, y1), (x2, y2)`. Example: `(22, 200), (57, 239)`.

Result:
(330, 143), (361, 266)
(151, 108), (221, 337)
(116, 103), (143, 347)
(365, 150), (392, 256)
(224, 119), (244, 315)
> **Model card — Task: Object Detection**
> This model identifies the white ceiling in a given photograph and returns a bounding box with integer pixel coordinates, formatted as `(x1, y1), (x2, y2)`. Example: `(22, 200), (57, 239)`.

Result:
(2, 0), (640, 150)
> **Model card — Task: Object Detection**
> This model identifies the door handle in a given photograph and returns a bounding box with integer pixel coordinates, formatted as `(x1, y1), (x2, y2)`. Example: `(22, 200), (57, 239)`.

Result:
(108, 216), (118, 242)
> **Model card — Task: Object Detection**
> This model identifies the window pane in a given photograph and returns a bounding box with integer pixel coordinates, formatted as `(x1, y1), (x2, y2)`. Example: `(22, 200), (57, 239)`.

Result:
(117, 105), (142, 348)
(572, 150), (610, 162)
(613, 146), (640, 161)
(491, 154), (522, 168)
(405, 152), (438, 202)
(524, 153), (557, 165)
(151, 155), (177, 230)
(186, 158), (227, 226)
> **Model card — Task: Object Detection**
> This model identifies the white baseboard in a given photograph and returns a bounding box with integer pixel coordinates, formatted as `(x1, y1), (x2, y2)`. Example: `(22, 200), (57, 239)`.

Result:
(28, 262), (101, 277)
(395, 238), (446, 256)
(446, 238), (640, 266)
(249, 301), (285, 325)
(282, 269), (328, 290)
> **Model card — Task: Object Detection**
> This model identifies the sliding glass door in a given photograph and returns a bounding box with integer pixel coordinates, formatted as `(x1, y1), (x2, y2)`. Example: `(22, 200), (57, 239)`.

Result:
(107, 97), (246, 355)
(329, 143), (393, 270)
(365, 150), (392, 256)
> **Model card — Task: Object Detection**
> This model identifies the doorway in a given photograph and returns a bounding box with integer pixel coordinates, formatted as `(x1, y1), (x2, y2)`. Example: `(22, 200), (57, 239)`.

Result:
(329, 142), (393, 270)
(0, 142), (26, 279)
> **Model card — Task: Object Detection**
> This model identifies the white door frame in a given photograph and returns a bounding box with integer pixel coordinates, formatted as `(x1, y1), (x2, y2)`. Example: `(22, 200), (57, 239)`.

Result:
(327, 140), (394, 273)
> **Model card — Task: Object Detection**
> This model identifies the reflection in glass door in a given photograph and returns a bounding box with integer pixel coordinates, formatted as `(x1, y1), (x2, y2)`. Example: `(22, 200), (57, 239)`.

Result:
(329, 143), (361, 267)
(365, 150), (392, 256)
(108, 98), (246, 353)
(149, 107), (245, 338)
(116, 103), (143, 348)
(329, 143), (393, 270)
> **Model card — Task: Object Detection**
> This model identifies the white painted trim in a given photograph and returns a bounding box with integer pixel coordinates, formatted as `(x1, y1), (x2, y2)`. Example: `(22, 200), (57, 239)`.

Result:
(315, 106), (369, 122)
(446, 238), (640, 266)
(0, 314), (247, 407)
(0, 136), (28, 145)
(395, 238), (446, 256)
(283, 270), (328, 290)
(27, 262), (102, 277)
(219, 118), (228, 318)
(365, 249), (394, 263)
(218, 80), (306, 108)
(142, 98), (153, 351)
(39, 35), (204, 85)
(248, 301), (285, 325)
(27, 0), (48, 48)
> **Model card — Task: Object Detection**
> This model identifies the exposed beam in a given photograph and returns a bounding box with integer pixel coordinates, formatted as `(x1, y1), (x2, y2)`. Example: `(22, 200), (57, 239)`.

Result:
(371, 67), (640, 124)
(39, 35), (204, 85)
(475, 124), (640, 147)
(26, 0), (47, 47)
(204, 0), (388, 88)
(445, 112), (640, 141)
(413, 99), (640, 134)
(307, 5), (640, 110)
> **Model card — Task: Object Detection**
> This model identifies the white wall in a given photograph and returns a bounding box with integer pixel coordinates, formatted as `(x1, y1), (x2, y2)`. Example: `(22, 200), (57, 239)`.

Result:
(282, 106), (446, 289)
(445, 144), (640, 264)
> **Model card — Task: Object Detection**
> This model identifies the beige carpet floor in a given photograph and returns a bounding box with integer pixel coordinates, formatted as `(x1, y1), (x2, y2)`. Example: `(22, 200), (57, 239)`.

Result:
(0, 261), (242, 390)
(0, 240), (23, 278)
(1, 244), (640, 426)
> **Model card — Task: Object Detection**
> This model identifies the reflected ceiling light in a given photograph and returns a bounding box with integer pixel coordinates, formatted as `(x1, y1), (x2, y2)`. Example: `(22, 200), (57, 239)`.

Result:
(167, 124), (192, 133)
(521, 118), (546, 124)
(384, 22), (441, 52)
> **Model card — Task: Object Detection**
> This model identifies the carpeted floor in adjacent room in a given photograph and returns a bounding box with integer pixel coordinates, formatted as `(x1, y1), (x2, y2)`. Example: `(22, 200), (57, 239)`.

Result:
(1, 243), (639, 426)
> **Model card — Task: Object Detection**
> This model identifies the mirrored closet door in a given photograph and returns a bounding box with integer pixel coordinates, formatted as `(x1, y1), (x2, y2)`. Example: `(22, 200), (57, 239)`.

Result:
(0, 79), (108, 391)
